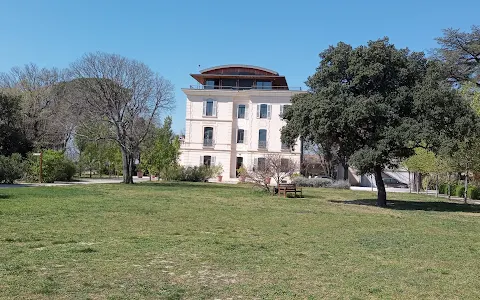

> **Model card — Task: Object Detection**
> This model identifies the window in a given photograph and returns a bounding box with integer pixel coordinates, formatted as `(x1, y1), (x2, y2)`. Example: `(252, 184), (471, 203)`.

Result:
(237, 129), (244, 143)
(239, 79), (254, 90)
(280, 105), (291, 119)
(221, 79), (236, 89)
(203, 99), (217, 117)
(257, 157), (266, 171)
(280, 158), (290, 172)
(256, 81), (272, 90)
(257, 104), (271, 119)
(203, 155), (212, 167)
(205, 80), (215, 89)
(258, 129), (267, 149)
(237, 104), (246, 119)
(203, 127), (213, 147)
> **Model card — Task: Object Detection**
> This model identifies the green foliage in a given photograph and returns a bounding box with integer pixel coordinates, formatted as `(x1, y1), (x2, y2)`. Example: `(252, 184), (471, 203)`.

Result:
(0, 93), (32, 156)
(282, 38), (479, 205)
(0, 154), (24, 184)
(467, 186), (480, 200)
(141, 117), (180, 178)
(455, 185), (466, 198)
(26, 150), (76, 183)
(163, 165), (215, 182)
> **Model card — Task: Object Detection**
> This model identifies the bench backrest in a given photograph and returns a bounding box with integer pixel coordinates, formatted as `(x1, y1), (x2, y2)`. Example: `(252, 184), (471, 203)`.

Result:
(278, 183), (296, 189)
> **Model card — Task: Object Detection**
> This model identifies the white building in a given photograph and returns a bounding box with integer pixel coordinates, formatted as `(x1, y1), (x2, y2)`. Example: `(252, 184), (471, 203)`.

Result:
(179, 65), (305, 180)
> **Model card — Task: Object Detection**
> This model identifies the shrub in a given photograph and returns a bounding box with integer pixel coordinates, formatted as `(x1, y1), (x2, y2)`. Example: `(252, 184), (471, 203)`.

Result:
(468, 186), (480, 200)
(162, 165), (215, 182)
(26, 150), (76, 183)
(329, 180), (351, 189)
(292, 177), (333, 188)
(292, 177), (349, 189)
(438, 183), (447, 194)
(0, 154), (24, 184)
(455, 185), (465, 198)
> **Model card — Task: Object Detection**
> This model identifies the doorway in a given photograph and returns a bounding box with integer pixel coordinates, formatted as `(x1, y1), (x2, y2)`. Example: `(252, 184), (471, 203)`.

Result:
(236, 157), (243, 177)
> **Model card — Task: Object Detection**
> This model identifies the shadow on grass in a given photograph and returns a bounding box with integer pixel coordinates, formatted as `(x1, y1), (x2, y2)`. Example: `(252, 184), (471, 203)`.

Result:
(0, 194), (11, 199)
(139, 181), (238, 190)
(330, 199), (480, 213)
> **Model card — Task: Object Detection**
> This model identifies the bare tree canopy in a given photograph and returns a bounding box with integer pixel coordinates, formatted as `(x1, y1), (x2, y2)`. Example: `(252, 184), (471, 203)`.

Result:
(435, 26), (480, 87)
(68, 52), (175, 183)
(0, 63), (73, 149)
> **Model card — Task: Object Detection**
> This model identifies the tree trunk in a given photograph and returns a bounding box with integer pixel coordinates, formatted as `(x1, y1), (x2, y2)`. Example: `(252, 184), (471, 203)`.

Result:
(374, 166), (387, 207)
(121, 148), (134, 184)
(464, 170), (468, 204)
(435, 174), (439, 198)
(343, 163), (349, 181)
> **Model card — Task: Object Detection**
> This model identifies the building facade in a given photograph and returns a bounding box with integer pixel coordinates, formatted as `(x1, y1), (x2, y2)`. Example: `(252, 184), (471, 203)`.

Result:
(179, 65), (305, 180)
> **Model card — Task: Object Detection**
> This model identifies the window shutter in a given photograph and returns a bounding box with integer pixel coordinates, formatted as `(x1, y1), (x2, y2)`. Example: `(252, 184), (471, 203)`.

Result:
(245, 105), (249, 119)
(213, 100), (217, 117)
(244, 129), (247, 144)
(280, 105), (284, 118)
(212, 156), (216, 166)
(256, 104), (261, 118)
(254, 158), (258, 170)
(202, 101), (207, 116)
(200, 156), (203, 166)
(267, 105), (272, 119)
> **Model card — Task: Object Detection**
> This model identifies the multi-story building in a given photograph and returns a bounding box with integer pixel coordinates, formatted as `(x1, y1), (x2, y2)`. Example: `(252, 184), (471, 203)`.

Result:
(179, 65), (305, 180)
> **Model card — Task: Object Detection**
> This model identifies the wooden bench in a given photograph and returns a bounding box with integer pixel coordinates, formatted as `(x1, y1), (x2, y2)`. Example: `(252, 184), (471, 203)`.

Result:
(276, 183), (302, 198)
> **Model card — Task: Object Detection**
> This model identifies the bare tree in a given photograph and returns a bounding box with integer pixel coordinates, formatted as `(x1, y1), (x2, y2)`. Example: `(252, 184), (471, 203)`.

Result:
(68, 52), (174, 184)
(242, 154), (298, 192)
(268, 153), (299, 188)
(0, 63), (74, 149)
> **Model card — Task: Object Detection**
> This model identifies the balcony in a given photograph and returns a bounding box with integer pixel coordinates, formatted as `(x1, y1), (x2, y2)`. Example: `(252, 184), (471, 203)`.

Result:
(188, 84), (302, 91)
(203, 139), (214, 148)
(258, 141), (267, 150)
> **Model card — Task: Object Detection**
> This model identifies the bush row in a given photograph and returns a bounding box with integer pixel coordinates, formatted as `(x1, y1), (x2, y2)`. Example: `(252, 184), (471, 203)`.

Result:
(292, 177), (350, 189)
(438, 183), (480, 200)
(0, 150), (76, 184)
(163, 165), (217, 182)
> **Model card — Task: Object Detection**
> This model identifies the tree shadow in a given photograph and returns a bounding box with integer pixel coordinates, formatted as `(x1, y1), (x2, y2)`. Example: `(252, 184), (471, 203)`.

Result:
(329, 199), (480, 213)
(0, 194), (11, 200)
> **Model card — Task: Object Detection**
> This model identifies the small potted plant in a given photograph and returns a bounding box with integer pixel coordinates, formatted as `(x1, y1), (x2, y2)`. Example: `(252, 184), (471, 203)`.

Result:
(237, 165), (247, 182)
(215, 163), (224, 182)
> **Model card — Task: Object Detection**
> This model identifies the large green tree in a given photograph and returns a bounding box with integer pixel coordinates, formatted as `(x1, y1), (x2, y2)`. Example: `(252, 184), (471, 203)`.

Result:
(141, 116), (180, 179)
(282, 38), (478, 206)
(0, 93), (32, 156)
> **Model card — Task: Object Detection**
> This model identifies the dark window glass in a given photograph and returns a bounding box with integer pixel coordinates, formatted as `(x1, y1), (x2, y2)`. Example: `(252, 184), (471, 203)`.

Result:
(205, 100), (214, 116)
(258, 129), (267, 148)
(260, 104), (268, 118)
(205, 80), (215, 89)
(221, 79), (236, 89)
(256, 81), (272, 90)
(280, 158), (289, 172)
(237, 129), (244, 143)
(239, 79), (254, 89)
(203, 155), (212, 166)
(257, 158), (266, 171)
(203, 127), (213, 146)
(237, 105), (246, 118)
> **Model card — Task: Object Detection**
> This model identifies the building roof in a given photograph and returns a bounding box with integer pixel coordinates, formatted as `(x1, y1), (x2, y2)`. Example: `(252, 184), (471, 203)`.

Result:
(191, 64), (288, 88)
(199, 64), (279, 75)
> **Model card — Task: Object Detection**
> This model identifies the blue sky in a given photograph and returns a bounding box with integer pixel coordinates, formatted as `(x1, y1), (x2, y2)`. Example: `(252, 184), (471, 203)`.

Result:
(1, 0), (478, 132)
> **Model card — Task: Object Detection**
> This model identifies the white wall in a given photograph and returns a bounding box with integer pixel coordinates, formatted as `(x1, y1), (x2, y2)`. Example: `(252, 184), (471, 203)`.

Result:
(180, 89), (305, 178)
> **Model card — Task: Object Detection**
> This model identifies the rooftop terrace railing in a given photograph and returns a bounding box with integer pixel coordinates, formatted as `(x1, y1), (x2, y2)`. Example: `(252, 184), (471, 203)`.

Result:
(188, 85), (302, 91)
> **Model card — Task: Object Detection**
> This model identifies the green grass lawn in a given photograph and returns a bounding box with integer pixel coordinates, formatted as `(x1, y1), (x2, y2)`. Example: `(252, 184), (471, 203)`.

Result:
(1, 182), (480, 299)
